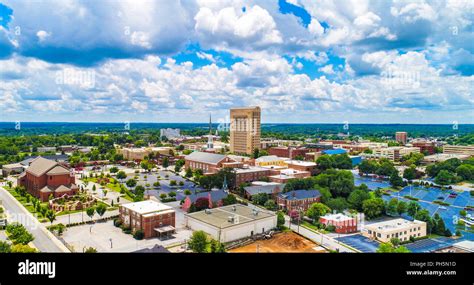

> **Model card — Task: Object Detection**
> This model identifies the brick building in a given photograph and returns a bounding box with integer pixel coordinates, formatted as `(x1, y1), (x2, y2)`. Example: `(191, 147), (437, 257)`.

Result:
(412, 141), (436, 155)
(268, 146), (310, 159)
(320, 213), (358, 234)
(119, 200), (175, 239)
(184, 151), (241, 174)
(277, 190), (321, 212)
(17, 157), (78, 201)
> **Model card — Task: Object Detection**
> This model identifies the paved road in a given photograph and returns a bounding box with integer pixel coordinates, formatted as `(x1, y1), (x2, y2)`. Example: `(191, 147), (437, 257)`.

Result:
(0, 186), (70, 252)
(285, 216), (357, 253)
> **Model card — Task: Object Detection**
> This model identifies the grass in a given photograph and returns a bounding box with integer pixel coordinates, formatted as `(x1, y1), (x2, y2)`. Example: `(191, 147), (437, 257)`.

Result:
(4, 186), (49, 219)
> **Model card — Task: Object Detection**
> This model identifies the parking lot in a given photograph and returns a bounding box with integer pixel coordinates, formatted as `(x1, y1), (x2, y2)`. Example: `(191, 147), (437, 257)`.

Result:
(335, 234), (380, 253)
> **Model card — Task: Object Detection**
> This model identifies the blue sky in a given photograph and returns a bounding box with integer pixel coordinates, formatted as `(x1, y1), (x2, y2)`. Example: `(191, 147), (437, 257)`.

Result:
(0, 0), (472, 124)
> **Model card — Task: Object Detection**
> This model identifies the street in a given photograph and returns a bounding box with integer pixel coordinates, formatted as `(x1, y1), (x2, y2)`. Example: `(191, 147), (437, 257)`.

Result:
(285, 216), (357, 253)
(0, 186), (70, 252)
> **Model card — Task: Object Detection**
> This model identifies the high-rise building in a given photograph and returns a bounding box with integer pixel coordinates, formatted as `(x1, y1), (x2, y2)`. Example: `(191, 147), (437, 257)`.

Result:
(395, 132), (408, 145)
(230, 106), (261, 155)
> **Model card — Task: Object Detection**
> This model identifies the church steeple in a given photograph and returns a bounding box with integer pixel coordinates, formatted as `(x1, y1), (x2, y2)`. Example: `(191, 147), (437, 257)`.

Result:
(207, 113), (214, 149)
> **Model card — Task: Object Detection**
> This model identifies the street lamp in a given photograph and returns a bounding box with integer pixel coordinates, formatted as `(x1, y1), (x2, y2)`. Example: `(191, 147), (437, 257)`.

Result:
(109, 238), (113, 249)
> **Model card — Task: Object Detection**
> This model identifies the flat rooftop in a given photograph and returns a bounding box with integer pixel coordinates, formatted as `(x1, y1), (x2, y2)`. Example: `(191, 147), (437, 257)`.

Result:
(286, 160), (316, 167)
(186, 204), (275, 229)
(366, 218), (425, 231)
(321, 213), (354, 222)
(121, 200), (173, 215)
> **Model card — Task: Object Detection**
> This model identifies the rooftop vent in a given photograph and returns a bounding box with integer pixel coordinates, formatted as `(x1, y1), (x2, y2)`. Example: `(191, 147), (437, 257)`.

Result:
(232, 205), (236, 212)
(228, 216), (234, 223)
(205, 209), (211, 214)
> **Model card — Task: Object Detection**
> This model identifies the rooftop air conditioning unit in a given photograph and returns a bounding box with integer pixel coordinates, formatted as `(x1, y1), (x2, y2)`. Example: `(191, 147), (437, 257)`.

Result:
(232, 206), (236, 212)
(228, 216), (234, 223)
(205, 209), (211, 214)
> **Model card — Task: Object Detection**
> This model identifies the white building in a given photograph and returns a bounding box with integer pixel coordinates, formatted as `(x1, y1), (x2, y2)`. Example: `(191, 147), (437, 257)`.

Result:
(160, 128), (181, 140)
(364, 218), (427, 243)
(185, 204), (277, 243)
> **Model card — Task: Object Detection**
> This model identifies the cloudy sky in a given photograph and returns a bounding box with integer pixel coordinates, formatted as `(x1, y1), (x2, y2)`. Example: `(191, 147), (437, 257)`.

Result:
(0, 0), (472, 124)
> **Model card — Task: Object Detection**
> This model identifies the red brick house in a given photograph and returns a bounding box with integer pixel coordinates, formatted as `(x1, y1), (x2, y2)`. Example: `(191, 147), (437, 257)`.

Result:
(120, 200), (175, 239)
(277, 190), (321, 212)
(17, 157), (78, 201)
(184, 151), (240, 174)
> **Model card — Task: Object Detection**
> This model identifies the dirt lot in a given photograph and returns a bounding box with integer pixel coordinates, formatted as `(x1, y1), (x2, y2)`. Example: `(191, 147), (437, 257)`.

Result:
(229, 232), (327, 253)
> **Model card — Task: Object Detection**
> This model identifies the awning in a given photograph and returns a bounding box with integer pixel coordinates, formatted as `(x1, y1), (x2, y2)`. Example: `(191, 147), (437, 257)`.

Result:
(154, 226), (175, 234)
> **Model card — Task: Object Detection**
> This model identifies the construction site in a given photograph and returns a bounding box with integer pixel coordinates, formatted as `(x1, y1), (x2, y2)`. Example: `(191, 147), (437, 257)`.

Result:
(229, 232), (328, 253)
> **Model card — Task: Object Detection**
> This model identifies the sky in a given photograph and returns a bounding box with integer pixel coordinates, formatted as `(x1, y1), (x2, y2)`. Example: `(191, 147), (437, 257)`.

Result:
(0, 0), (472, 124)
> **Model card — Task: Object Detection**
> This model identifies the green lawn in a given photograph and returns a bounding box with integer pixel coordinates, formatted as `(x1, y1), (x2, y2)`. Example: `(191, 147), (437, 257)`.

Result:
(4, 187), (48, 219)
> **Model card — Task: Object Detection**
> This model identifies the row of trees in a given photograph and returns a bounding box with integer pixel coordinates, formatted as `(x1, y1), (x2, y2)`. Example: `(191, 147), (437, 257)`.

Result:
(426, 158), (474, 185)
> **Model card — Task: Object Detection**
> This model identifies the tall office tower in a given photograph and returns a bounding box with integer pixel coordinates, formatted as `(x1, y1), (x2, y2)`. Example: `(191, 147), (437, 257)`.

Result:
(207, 113), (214, 149)
(395, 132), (408, 145)
(230, 106), (261, 155)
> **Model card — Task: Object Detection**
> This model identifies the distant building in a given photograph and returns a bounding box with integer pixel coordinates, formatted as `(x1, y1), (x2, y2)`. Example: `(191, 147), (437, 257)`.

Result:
(243, 182), (285, 200)
(268, 146), (309, 159)
(285, 160), (317, 175)
(234, 166), (272, 186)
(160, 128), (181, 140)
(443, 145), (474, 156)
(434, 240), (474, 253)
(230, 106), (261, 155)
(320, 213), (358, 234)
(364, 218), (427, 243)
(17, 157), (77, 201)
(277, 190), (321, 212)
(363, 146), (420, 162)
(185, 204), (277, 243)
(37, 146), (57, 153)
(184, 152), (239, 174)
(269, 168), (311, 183)
(254, 155), (287, 167)
(412, 141), (436, 155)
(423, 153), (470, 163)
(2, 162), (25, 177)
(117, 147), (173, 161)
(120, 200), (175, 239)
(395, 132), (408, 145)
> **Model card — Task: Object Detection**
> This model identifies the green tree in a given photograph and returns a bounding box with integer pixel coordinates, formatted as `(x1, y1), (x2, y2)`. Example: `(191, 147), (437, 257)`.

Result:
(126, 179), (137, 188)
(222, 194), (237, 206)
(116, 171), (127, 182)
(306, 203), (331, 222)
(188, 231), (209, 253)
(407, 201), (421, 217)
(95, 204), (107, 217)
(264, 199), (277, 210)
(162, 157), (169, 168)
(434, 170), (455, 185)
(326, 197), (349, 212)
(185, 167), (193, 178)
(316, 155), (334, 170)
(362, 198), (385, 219)
(86, 207), (95, 221)
(277, 211), (285, 229)
(347, 189), (370, 211)
(46, 210), (56, 225)
(386, 198), (399, 216)
(397, 201), (407, 215)
(389, 171), (404, 188)
(403, 167), (417, 181)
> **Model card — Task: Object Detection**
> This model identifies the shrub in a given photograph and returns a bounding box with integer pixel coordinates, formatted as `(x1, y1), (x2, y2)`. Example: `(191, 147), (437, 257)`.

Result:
(326, 225), (336, 232)
(122, 227), (132, 234)
(133, 229), (144, 240)
(113, 219), (122, 227)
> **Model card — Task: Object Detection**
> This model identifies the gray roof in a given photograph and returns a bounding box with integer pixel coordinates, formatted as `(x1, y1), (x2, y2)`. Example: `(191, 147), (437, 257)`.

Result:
(46, 165), (70, 175)
(186, 204), (275, 229)
(185, 151), (227, 165)
(26, 157), (58, 177)
(244, 184), (285, 196)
